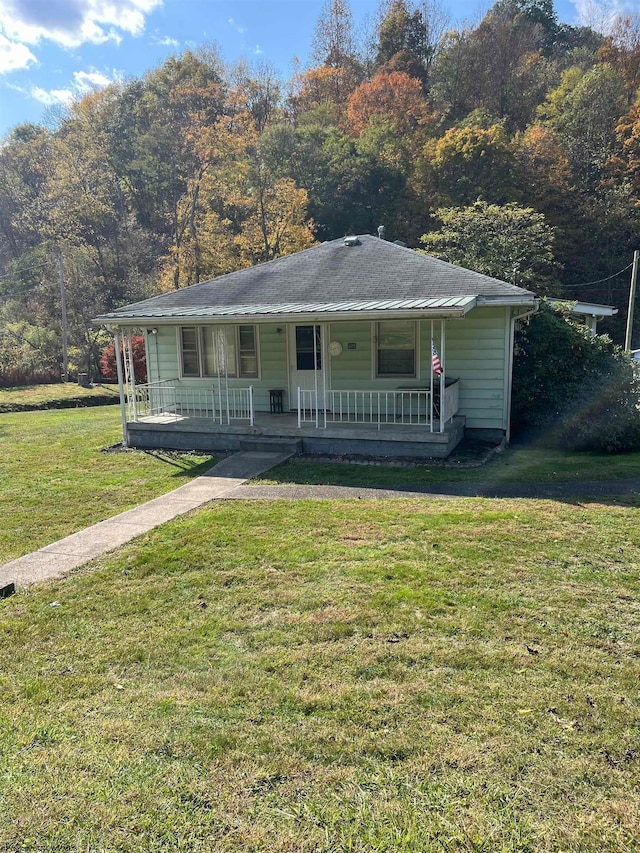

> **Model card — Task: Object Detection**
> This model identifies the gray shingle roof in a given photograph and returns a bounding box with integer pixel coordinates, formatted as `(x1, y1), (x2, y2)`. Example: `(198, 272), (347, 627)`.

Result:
(96, 236), (535, 322)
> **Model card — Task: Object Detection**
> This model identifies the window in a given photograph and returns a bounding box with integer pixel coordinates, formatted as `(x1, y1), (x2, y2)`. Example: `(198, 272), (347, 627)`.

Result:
(179, 325), (258, 378)
(376, 321), (416, 377)
(180, 327), (200, 377)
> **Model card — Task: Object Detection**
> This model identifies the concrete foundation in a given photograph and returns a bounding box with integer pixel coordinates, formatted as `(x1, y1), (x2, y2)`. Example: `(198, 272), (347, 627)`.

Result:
(126, 414), (466, 459)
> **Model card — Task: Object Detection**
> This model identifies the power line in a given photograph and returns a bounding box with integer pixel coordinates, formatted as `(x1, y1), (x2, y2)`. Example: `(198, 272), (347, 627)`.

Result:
(0, 259), (56, 281)
(0, 280), (49, 296)
(561, 262), (634, 290)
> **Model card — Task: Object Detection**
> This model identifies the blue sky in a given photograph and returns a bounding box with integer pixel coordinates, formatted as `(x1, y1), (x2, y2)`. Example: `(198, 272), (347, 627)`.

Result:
(0, 0), (632, 139)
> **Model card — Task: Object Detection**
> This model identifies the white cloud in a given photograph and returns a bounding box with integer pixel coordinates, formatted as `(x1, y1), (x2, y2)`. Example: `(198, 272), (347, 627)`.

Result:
(31, 84), (73, 105)
(571, 0), (635, 31)
(73, 68), (113, 89)
(253, 44), (263, 55)
(150, 33), (179, 47)
(0, 31), (35, 71)
(0, 0), (163, 49)
(30, 66), (118, 106)
(227, 16), (245, 35)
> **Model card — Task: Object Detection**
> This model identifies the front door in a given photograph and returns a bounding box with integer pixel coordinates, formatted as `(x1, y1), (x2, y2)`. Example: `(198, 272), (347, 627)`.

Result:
(289, 324), (325, 409)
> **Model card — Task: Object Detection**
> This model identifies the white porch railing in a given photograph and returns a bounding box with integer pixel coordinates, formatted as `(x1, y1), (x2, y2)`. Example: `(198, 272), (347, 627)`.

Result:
(297, 386), (459, 432)
(129, 381), (254, 425)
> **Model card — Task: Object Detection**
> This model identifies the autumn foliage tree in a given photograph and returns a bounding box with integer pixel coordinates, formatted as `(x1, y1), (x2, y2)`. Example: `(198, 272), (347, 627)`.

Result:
(99, 335), (147, 382)
(346, 70), (432, 136)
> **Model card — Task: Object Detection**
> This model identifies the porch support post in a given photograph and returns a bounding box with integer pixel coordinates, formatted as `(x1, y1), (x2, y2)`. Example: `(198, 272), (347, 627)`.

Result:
(429, 319), (434, 433)
(113, 329), (129, 448)
(215, 327), (224, 425)
(223, 336), (230, 425)
(440, 318), (445, 433)
(313, 323), (319, 429)
(126, 329), (138, 422)
(322, 323), (328, 429)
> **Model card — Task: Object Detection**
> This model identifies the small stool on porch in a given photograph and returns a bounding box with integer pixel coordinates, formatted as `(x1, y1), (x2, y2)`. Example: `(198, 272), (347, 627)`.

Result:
(269, 389), (285, 413)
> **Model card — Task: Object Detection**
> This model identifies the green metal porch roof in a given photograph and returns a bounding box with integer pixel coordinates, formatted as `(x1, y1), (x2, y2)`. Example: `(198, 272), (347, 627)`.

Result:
(96, 295), (479, 324)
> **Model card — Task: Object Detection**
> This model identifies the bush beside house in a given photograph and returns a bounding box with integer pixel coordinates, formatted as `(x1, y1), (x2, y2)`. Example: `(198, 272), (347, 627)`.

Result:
(512, 302), (640, 452)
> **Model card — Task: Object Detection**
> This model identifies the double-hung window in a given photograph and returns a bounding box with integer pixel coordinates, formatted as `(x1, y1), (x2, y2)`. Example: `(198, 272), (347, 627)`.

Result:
(376, 321), (416, 378)
(180, 325), (258, 378)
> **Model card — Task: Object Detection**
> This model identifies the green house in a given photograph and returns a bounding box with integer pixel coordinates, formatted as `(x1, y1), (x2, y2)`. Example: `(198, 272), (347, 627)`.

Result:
(94, 235), (537, 458)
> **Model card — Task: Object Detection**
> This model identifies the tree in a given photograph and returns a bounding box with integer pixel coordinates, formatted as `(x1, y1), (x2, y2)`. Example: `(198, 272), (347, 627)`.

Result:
(376, 0), (431, 85)
(312, 0), (357, 68)
(100, 335), (147, 382)
(346, 69), (432, 136)
(425, 124), (519, 205)
(420, 201), (559, 292)
(431, 2), (553, 128)
(231, 61), (283, 133)
(288, 64), (360, 124)
(0, 125), (53, 263)
(597, 15), (640, 99)
(539, 64), (627, 189)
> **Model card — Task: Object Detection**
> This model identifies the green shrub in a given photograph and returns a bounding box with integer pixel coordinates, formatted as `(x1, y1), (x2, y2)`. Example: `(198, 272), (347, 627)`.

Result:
(512, 301), (640, 452)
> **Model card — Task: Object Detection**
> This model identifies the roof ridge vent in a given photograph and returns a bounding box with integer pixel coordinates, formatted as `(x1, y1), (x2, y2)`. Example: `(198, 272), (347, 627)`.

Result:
(343, 235), (360, 247)
(394, 240), (407, 247)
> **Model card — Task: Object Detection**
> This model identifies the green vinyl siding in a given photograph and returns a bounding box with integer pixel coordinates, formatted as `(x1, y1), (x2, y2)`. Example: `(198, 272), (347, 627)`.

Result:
(326, 322), (372, 387)
(427, 308), (508, 430)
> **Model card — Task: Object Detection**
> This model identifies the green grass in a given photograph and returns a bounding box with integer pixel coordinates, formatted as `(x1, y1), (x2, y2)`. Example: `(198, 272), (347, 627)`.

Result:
(0, 382), (120, 411)
(0, 407), (214, 561)
(254, 444), (640, 488)
(0, 497), (639, 851)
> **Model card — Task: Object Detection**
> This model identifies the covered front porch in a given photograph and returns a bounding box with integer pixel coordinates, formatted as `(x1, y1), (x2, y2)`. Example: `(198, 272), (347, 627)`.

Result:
(109, 308), (502, 458)
(121, 376), (464, 458)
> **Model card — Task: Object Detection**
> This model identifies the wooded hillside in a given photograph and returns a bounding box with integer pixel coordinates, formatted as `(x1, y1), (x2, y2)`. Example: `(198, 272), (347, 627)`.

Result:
(2, 0), (640, 381)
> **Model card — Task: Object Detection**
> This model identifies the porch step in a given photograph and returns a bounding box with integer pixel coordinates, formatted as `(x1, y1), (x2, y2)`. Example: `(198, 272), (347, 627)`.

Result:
(239, 437), (303, 455)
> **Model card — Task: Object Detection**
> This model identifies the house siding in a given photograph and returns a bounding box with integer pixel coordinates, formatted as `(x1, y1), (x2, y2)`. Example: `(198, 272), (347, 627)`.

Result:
(144, 307), (508, 430)
(149, 324), (289, 412)
(437, 308), (508, 430)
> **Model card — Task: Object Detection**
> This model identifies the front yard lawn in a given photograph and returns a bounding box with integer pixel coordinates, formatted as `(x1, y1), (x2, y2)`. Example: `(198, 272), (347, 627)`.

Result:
(254, 444), (640, 488)
(0, 497), (638, 851)
(0, 407), (213, 561)
(0, 382), (120, 412)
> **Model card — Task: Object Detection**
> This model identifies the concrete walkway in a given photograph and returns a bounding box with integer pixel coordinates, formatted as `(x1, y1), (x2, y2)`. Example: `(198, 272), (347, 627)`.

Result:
(0, 451), (292, 591)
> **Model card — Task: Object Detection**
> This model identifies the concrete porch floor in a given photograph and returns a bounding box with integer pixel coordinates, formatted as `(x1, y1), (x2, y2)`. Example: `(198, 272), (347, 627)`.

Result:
(127, 411), (466, 458)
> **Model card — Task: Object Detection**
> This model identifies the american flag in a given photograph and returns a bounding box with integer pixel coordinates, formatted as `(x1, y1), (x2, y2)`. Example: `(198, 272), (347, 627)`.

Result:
(432, 342), (443, 376)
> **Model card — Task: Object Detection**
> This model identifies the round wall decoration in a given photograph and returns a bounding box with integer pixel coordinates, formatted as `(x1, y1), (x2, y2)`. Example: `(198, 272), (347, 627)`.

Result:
(328, 341), (343, 357)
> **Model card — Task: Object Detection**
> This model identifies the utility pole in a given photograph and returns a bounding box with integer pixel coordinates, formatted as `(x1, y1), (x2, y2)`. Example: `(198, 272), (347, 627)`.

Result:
(625, 249), (639, 352)
(57, 250), (68, 382)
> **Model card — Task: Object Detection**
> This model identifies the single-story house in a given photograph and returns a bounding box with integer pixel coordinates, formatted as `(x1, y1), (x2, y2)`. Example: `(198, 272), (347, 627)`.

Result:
(94, 235), (538, 458)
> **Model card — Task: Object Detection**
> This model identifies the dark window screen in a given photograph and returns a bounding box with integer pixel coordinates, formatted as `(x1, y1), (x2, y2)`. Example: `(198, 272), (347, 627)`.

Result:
(296, 326), (321, 370)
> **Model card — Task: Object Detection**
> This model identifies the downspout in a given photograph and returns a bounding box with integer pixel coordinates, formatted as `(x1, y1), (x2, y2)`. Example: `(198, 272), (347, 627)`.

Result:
(505, 303), (538, 444)
(113, 329), (129, 448)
